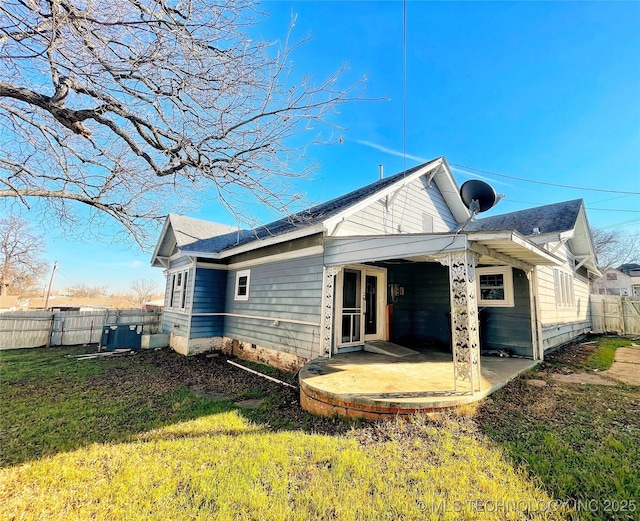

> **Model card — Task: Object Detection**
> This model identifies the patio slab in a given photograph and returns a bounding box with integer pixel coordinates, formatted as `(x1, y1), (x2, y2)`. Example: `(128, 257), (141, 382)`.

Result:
(299, 350), (537, 419)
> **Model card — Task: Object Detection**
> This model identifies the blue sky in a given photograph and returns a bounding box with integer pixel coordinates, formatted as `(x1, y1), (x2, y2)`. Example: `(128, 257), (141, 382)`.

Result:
(34, 0), (640, 293)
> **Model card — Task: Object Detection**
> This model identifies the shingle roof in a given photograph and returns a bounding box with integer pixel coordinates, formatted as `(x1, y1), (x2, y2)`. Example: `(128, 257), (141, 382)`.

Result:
(169, 214), (238, 253)
(220, 159), (439, 251)
(466, 199), (584, 236)
(618, 263), (640, 275)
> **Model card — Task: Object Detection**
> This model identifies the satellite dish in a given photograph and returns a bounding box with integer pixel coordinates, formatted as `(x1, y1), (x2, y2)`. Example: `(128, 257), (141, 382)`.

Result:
(460, 180), (497, 213)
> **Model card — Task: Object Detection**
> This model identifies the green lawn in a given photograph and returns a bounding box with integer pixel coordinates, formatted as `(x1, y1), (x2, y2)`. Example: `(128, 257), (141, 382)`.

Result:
(1, 338), (638, 520)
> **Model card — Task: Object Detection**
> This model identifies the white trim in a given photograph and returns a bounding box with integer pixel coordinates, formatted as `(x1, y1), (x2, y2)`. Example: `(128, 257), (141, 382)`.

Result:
(553, 268), (575, 308)
(150, 215), (173, 266)
(466, 230), (563, 266)
(191, 312), (319, 327)
(476, 266), (515, 307)
(195, 261), (228, 270)
(167, 267), (191, 311)
(234, 269), (251, 301)
(334, 264), (387, 349)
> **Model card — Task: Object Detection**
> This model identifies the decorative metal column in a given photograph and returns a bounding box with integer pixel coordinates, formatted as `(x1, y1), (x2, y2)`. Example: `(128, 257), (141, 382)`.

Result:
(436, 251), (482, 394)
(320, 266), (342, 357)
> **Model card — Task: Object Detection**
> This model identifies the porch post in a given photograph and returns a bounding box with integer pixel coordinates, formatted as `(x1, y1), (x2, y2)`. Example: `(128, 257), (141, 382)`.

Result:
(436, 251), (482, 394)
(526, 267), (544, 361)
(321, 266), (342, 357)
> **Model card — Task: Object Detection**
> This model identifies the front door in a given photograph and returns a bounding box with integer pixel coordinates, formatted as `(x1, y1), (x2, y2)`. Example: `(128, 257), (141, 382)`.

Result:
(336, 266), (386, 349)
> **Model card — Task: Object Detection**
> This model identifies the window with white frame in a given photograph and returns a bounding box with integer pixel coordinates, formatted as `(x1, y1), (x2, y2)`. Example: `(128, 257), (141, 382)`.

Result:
(234, 269), (250, 301)
(476, 266), (515, 307)
(554, 269), (575, 307)
(169, 269), (189, 310)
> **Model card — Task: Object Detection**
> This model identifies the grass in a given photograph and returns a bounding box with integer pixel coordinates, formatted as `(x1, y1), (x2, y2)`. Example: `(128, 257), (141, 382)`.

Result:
(478, 336), (639, 520)
(583, 337), (630, 371)
(1, 337), (638, 520)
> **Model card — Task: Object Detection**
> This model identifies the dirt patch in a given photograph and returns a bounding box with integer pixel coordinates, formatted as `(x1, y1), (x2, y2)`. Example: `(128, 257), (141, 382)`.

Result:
(140, 349), (357, 434)
(542, 340), (596, 370)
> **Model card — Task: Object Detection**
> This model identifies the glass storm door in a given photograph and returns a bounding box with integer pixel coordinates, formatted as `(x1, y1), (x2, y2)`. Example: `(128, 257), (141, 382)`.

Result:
(340, 269), (362, 344)
(337, 267), (386, 349)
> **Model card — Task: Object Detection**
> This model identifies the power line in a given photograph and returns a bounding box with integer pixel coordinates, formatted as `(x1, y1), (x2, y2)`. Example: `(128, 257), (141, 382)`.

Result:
(502, 199), (640, 213)
(451, 163), (640, 195)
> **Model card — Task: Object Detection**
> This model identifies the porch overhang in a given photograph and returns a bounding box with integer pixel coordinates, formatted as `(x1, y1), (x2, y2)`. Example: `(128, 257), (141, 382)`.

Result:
(466, 231), (563, 270)
(323, 233), (467, 266)
(323, 231), (562, 270)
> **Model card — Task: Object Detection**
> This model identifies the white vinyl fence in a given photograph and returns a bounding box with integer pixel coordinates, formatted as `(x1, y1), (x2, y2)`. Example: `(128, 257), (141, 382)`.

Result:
(590, 295), (640, 336)
(0, 309), (161, 350)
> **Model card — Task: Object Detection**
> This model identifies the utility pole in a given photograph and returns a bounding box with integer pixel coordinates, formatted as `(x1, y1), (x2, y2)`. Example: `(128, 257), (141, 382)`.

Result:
(44, 261), (58, 310)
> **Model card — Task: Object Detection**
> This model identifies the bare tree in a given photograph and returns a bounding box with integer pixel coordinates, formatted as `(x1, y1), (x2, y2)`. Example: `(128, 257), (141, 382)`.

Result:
(131, 277), (159, 306)
(0, 215), (47, 296)
(66, 283), (109, 298)
(0, 0), (367, 246)
(591, 227), (640, 272)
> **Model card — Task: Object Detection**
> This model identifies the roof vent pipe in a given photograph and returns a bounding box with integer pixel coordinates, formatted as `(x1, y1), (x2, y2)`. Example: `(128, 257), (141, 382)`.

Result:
(379, 164), (384, 179)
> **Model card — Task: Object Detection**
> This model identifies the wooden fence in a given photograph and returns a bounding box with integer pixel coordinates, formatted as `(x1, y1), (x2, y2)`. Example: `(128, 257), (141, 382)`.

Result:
(590, 295), (640, 336)
(0, 309), (161, 350)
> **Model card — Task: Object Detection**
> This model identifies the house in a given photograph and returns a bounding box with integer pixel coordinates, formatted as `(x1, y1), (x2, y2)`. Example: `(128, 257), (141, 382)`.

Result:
(0, 295), (21, 312)
(592, 264), (640, 297)
(151, 157), (600, 410)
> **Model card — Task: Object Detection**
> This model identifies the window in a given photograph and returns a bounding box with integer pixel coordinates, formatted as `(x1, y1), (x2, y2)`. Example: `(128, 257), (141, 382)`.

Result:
(169, 269), (189, 310)
(606, 272), (618, 281)
(476, 266), (514, 307)
(234, 269), (250, 301)
(554, 269), (575, 307)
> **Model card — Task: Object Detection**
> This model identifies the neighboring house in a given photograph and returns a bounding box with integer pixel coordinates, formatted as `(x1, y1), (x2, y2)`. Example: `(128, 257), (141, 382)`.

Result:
(592, 264), (640, 297)
(0, 295), (21, 312)
(151, 157), (600, 380)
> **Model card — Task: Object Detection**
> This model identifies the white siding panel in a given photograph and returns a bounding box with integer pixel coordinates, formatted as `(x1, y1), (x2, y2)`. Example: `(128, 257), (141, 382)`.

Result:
(536, 242), (593, 350)
(337, 176), (457, 237)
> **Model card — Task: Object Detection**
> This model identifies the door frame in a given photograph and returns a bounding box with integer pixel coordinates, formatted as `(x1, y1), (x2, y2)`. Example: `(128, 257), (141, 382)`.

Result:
(334, 264), (387, 351)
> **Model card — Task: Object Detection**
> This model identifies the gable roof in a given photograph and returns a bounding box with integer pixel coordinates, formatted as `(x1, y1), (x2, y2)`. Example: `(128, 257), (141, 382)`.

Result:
(170, 214), (238, 252)
(467, 199), (600, 275)
(225, 157), (469, 249)
(152, 157), (470, 264)
(230, 163), (427, 245)
(151, 214), (237, 267)
(466, 199), (583, 236)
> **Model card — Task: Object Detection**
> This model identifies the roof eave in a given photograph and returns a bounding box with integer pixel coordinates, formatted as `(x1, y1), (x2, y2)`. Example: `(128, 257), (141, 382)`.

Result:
(150, 215), (173, 267)
(218, 223), (326, 258)
(466, 230), (564, 267)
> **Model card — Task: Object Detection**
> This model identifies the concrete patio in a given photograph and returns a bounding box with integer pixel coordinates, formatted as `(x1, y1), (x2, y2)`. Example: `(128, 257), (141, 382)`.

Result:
(299, 350), (538, 419)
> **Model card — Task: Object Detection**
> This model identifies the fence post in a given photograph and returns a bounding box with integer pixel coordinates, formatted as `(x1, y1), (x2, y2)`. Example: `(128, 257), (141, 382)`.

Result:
(617, 297), (625, 336)
(46, 313), (54, 347)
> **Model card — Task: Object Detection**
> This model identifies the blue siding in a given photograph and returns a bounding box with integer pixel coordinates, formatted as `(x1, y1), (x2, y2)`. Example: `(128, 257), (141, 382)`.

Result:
(224, 255), (323, 360)
(382, 262), (533, 357)
(479, 268), (533, 356)
(190, 266), (227, 339)
(384, 262), (451, 347)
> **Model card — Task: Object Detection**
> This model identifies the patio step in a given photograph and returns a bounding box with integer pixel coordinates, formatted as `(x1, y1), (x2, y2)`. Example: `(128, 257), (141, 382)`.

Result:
(364, 340), (419, 358)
